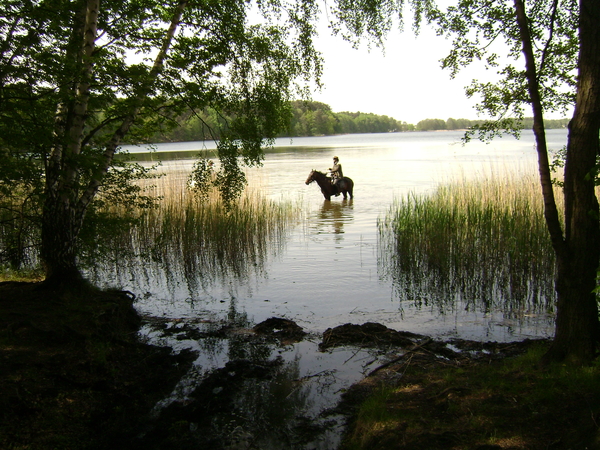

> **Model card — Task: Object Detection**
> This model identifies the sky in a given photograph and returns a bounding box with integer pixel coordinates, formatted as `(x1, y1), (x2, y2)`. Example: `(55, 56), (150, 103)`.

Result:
(309, 23), (489, 125)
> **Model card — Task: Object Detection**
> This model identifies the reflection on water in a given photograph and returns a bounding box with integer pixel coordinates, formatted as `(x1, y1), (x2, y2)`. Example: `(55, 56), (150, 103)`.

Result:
(376, 177), (557, 321)
(138, 297), (389, 449)
(91, 131), (564, 448)
(86, 187), (295, 307)
(378, 242), (556, 319)
(309, 200), (354, 244)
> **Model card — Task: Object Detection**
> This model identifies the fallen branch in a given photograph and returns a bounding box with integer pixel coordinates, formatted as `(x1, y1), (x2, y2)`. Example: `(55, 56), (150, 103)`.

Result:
(368, 338), (432, 377)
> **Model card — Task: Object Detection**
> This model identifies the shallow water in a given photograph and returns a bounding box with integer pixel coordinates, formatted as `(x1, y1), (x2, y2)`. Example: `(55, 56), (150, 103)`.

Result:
(95, 129), (567, 448)
(114, 129), (565, 339)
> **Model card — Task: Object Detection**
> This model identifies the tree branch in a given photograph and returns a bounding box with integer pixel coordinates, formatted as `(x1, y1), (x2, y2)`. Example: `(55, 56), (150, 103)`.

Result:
(538, 0), (559, 76)
(513, 0), (566, 257)
(76, 0), (189, 217)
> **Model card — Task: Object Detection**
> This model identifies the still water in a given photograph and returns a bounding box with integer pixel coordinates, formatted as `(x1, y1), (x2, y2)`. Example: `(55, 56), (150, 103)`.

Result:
(98, 130), (567, 449)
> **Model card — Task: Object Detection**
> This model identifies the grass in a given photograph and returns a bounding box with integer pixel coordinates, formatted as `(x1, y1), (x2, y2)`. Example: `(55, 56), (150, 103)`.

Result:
(2, 163), (302, 281)
(138, 172), (300, 274)
(349, 173), (600, 449)
(0, 268), (44, 283)
(340, 342), (600, 449)
(378, 172), (560, 315)
(81, 165), (302, 283)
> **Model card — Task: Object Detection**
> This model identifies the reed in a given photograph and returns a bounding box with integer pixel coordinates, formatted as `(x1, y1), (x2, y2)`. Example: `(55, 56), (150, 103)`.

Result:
(378, 173), (561, 314)
(89, 167), (302, 286)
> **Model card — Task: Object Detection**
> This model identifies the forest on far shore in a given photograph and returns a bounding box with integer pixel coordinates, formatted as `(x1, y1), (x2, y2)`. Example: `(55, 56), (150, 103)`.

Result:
(148, 100), (570, 143)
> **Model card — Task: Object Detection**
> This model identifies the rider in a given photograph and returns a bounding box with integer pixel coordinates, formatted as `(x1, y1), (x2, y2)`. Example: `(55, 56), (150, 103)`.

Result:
(329, 156), (343, 196)
(329, 156), (343, 181)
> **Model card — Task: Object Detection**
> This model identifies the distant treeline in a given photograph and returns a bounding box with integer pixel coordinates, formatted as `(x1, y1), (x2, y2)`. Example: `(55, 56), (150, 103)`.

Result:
(149, 101), (569, 143)
(286, 101), (413, 135)
(416, 116), (570, 131)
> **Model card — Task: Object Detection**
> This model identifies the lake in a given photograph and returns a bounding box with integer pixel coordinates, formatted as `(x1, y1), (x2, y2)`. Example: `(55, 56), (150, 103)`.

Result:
(95, 129), (567, 449)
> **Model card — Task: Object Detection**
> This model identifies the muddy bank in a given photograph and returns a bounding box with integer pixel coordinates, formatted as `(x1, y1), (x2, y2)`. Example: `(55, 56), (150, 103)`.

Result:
(0, 282), (545, 449)
(132, 320), (542, 450)
(0, 281), (194, 450)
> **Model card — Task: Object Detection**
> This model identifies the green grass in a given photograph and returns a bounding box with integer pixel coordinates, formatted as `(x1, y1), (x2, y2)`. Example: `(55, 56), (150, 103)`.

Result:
(378, 173), (560, 315)
(341, 342), (600, 449)
(0, 268), (44, 283)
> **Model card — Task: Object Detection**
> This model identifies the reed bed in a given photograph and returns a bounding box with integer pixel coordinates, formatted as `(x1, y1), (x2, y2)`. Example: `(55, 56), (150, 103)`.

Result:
(89, 166), (302, 288)
(378, 173), (561, 315)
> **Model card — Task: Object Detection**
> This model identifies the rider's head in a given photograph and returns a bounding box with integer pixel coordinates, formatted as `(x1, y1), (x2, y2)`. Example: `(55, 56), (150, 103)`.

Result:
(333, 156), (339, 162)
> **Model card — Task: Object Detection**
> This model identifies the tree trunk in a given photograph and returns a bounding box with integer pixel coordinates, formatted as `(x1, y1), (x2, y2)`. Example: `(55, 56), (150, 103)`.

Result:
(543, 0), (600, 364)
(39, 0), (188, 285)
(546, 109), (600, 364)
(515, 0), (600, 364)
(40, 194), (85, 285)
(40, 0), (97, 286)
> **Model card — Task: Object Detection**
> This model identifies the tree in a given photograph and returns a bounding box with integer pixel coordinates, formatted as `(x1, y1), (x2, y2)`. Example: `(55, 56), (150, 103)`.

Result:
(2, 0), (424, 284)
(432, 0), (599, 364)
(1, 0), (317, 284)
(416, 118), (447, 131)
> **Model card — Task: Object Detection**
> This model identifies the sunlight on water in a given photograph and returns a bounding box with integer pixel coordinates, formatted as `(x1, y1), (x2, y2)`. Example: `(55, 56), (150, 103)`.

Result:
(112, 130), (565, 338)
(93, 129), (567, 448)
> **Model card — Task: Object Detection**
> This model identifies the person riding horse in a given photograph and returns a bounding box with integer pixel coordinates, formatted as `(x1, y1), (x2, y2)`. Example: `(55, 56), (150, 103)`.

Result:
(329, 156), (343, 181)
(328, 156), (343, 196)
(305, 169), (354, 201)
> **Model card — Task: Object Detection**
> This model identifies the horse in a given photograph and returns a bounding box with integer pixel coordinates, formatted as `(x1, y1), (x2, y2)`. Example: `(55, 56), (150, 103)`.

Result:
(305, 170), (354, 201)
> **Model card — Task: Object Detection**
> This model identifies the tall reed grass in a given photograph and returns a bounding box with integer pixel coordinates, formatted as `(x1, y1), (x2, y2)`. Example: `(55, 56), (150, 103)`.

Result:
(87, 166), (302, 289)
(378, 173), (561, 316)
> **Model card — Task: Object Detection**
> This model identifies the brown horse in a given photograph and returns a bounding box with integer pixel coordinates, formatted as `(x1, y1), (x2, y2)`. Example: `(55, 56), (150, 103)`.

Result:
(305, 170), (354, 201)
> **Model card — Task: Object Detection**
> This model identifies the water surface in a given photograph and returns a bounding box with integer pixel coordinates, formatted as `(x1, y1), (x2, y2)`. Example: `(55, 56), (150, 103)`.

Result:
(117, 129), (565, 339)
(101, 130), (566, 449)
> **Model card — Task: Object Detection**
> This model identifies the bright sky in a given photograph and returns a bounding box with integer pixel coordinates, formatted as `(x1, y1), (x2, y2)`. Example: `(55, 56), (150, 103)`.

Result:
(310, 23), (488, 125)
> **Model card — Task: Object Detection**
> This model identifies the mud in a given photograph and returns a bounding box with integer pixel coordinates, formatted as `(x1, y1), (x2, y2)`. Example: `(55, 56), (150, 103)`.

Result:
(0, 281), (545, 450)
(253, 317), (307, 344)
(320, 322), (424, 350)
(132, 319), (542, 450)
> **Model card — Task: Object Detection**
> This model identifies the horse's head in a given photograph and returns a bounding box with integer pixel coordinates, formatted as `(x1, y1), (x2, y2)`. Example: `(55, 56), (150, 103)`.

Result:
(305, 170), (316, 185)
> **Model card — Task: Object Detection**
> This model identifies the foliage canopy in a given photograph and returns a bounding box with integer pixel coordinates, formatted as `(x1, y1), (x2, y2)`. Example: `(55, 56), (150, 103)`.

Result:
(430, 0), (578, 141)
(0, 0), (430, 277)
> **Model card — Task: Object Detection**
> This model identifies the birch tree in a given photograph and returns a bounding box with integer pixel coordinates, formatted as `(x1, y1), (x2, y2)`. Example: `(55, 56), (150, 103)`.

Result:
(433, 0), (600, 364)
(1, 0), (415, 284)
(2, 0), (321, 283)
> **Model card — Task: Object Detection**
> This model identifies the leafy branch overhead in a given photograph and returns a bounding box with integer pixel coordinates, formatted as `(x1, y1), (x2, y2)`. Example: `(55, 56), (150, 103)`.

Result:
(430, 0), (578, 141)
(0, 0), (429, 280)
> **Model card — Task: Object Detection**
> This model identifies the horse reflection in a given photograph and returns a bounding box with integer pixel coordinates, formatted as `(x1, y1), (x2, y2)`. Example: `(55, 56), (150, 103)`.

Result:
(313, 199), (354, 242)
